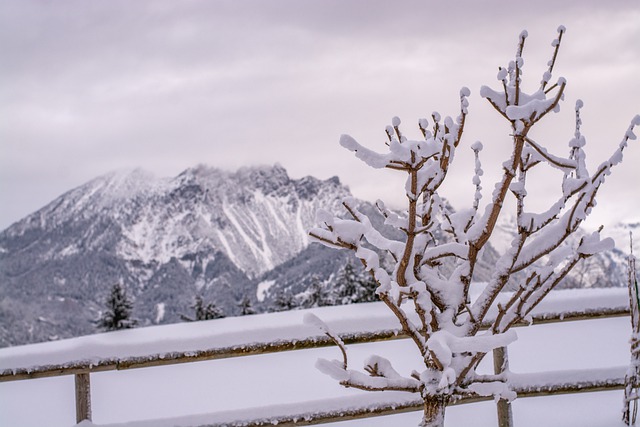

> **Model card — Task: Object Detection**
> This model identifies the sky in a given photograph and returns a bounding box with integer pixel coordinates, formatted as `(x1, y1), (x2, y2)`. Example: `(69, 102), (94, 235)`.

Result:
(1, 0), (639, 233)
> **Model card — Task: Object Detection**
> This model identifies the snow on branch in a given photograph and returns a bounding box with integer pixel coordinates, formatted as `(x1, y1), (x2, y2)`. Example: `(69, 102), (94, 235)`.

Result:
(308, 27), (637, 427)
(316, 358), (422, 393)
(304, 313), (348, 369)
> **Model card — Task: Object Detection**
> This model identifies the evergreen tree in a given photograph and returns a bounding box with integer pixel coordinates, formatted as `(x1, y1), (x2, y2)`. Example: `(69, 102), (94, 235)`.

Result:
(335, 262), (378, 304)
(301, 276), (334, 308)
(96, 283), (137, 331)
(358, 273), (378, 303)
(272, 289), (297, 312)
(190, 295), (225, 321)
(238, 295), (256, 315)
(335, 262), (360, 305)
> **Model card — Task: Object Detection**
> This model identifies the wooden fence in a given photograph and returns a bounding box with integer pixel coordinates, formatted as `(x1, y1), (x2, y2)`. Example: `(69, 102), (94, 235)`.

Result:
(0, 290), (631, 427)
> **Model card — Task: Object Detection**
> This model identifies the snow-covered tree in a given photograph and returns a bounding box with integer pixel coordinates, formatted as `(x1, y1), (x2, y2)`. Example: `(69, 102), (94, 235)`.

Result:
(96, 283), (137, 331)
(238, 295), (256, 316)
(272, 288), (297, 312)
(196, 295), (225, 320)
(334, 262), (359, 304)
(335, 261), (377, 304)
(309, 27), (639, 427)
(182, 295), (225, 321)
(300, 276), (335, 308)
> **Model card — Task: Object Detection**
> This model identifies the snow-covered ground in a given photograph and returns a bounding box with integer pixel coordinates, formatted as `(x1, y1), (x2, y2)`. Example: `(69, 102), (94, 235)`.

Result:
(0, 289), (632, 427)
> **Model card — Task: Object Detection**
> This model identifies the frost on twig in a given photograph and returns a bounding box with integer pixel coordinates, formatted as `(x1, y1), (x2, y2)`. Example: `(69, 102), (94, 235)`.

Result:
(308, 27), (638, 427)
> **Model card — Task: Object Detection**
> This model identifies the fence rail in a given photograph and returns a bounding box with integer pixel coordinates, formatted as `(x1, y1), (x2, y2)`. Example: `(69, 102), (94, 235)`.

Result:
(0, 288), (631, 426)
(0, 305), (628, 382)
(82, 366), (625, 427)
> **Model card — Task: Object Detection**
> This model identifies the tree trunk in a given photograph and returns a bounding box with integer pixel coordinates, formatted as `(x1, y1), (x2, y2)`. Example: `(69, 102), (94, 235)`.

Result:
(421, 397), (447, 427)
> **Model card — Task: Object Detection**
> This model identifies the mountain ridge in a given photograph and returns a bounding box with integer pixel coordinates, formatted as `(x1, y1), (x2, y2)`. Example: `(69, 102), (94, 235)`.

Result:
(0, 164), (635, 348)
(0, 164), (350, 346)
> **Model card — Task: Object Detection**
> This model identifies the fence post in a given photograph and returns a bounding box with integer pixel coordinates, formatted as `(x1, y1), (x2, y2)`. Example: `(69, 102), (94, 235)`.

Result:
(493, 346), (514, 427)
(75, 372), (92, 423)
(624, 232), (639, 425)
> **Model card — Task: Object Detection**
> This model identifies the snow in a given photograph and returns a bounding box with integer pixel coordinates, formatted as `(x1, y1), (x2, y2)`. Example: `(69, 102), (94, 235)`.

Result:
(43, 165), (348, 283)
(256, 280), (276, 302)
(0, 291), (628, 374)
(0, 299), (631, 427)
(577, 232), (615, 255)
(222, 201), (274, 270)
(256, 191), (289, 232)
(470, 141), (483, 152)
(214, 228), (237, 265)
(303, 313), (336, 340)
(154, 303), (165, 324)
(427, 329), (518, 370)
(295, 203), (309, 247)
(505, 96), (556, 122)
(339, 134), (391, 169)
(29, 25), (629, 427)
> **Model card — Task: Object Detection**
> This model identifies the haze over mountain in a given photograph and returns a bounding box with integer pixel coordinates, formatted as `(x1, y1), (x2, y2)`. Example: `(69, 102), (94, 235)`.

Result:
(0, 164), (634, 347)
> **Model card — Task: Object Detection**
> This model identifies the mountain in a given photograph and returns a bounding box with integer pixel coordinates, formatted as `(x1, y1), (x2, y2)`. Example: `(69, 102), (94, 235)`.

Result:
(488, 215), (632, 290)
(608, 220), (640, 256)
(0, 164), (634, 348)
(0, 164), (351, 346)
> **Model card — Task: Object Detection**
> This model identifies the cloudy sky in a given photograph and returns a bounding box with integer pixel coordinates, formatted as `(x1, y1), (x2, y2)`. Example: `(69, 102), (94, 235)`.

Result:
(1, 0), (639, 233)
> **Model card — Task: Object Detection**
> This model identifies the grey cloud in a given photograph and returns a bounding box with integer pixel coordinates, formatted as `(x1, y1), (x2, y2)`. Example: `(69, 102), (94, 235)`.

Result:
(1, 0), (639, 230)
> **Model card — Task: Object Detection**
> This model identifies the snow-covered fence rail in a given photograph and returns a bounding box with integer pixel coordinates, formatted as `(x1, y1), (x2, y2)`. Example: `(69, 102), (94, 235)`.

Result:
(0, 288), (630, 425)
(0, 288), (628, 382)
(80, 367), (625, 427)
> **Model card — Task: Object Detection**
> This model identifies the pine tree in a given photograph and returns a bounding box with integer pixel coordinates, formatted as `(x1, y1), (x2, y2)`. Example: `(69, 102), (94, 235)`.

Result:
(272, 289), (297, 312)
(192, 295), (225, 320)
(299, 275), (335, 308)
(335, 262), (360, 305)
(335, 262), (378, 304)
(238, 295), (256, 316)
(96, 283), (137, 331)
(358, 273), (378, 303)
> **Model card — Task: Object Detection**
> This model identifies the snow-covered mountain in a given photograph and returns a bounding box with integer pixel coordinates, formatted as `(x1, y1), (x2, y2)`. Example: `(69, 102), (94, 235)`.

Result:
(489, 214), (633, 290)
(0, 164), (634, 348)
(3, 165), (347, 278)
(608, 220), (640, 256)
(0, 164), (351, 346)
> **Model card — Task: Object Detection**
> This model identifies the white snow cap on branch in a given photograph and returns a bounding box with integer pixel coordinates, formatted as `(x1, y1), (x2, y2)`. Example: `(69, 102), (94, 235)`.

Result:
(315, 357), (421, 392)
(303, 312), (331, 335)
(577, 231), (615, 256)
(316, 358), (349, 381)
(339, 134), (392, 169)
(468, 381), (517, 402)
(426, 330), (517, 371)
(308, 26), (637, 427)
